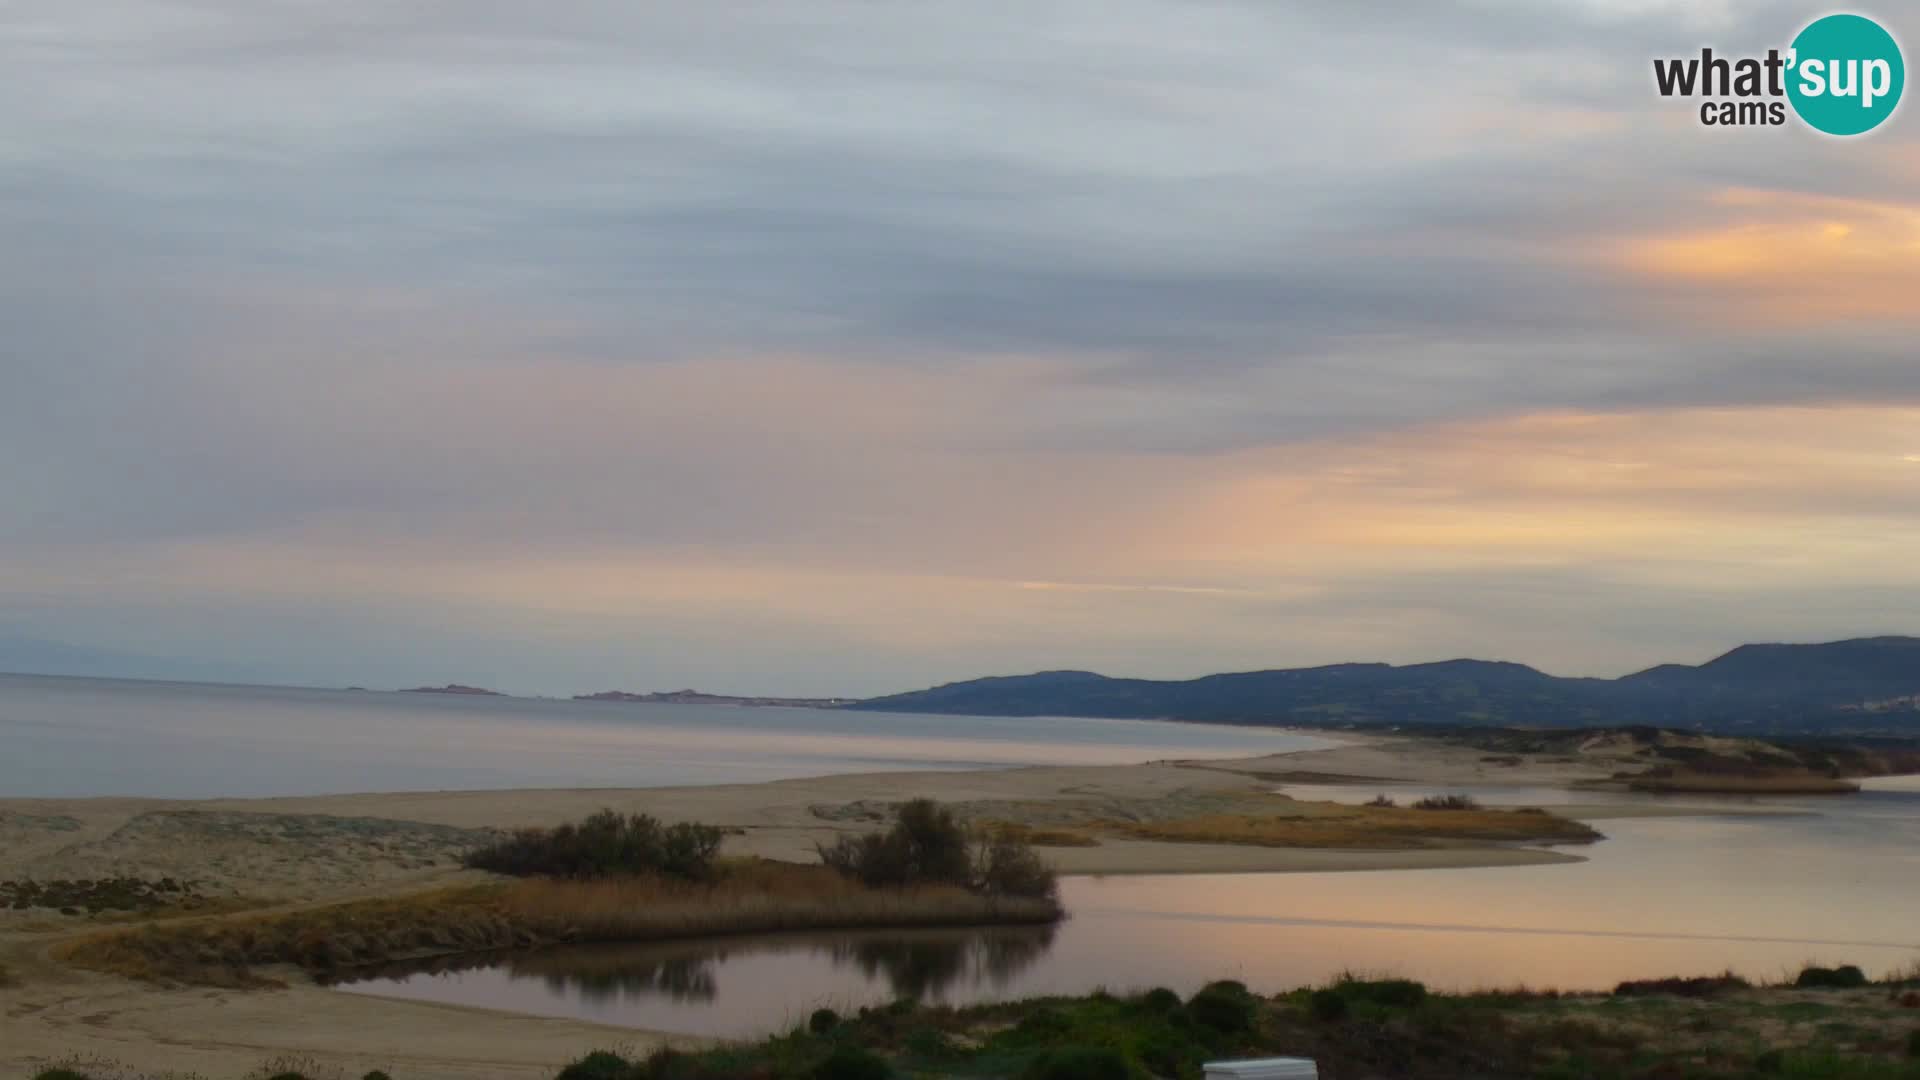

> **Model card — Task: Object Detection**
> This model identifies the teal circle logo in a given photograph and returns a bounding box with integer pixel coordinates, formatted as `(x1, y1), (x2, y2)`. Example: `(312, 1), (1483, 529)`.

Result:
(1787, 14), (1905, 135)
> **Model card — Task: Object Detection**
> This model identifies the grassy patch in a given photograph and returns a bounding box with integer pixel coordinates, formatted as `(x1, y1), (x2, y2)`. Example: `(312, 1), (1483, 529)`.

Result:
(1107, 801), (1601, 849)
(1628, 770), (1861, 794)
(979, 822), (1101, 848)
(59, 860), (1060, 986)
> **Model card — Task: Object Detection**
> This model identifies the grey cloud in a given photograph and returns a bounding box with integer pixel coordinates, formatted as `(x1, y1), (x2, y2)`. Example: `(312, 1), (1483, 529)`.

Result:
(4, 0), (1919, 688)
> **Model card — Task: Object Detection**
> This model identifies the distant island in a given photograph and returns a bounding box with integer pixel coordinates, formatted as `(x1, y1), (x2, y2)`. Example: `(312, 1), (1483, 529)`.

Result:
(575, 688), (856, 708)
(852, 635), (1920, 738)
(399, 683), (504, 696)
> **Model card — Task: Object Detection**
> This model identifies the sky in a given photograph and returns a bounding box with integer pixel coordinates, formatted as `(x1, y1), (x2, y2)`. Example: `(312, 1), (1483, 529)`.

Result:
(3, 0), (1918, 696)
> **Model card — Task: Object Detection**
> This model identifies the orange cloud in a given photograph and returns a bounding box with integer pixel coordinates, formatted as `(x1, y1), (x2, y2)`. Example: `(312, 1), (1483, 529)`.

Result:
(1613, 188), (1920, 323)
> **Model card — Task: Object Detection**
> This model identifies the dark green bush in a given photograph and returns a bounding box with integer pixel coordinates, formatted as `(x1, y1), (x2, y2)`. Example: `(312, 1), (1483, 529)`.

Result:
(974, 832), (1060, 900)
(818, 799), (1055, 899)
(818, 799), (970, 889)
(1309, 988), (1350, 1022)
(1139, 986), (1183, 1013)
(1136, 1028), (1203, 1077)
(1021, 1045), (1132, 1080)
(809, 1007), (842, 1034)
(1906, 1030), (1920, 1059)
(904, 1026), (963, 1060)
(364, 1072), (394, 1080)
(1014, 1007), (1077, 1041)
(811, 1044), (892, 1080)
(1339, 978), (1428, 1009)
(465, 811), (722, 881)
(1188, 984), (1258, 1033)
(557, 1050), (640, 1080)
(1795, 965), (1869, 989)
(1755, 1048), (1786, 1074)
(1613, 973), (1749, 998)
(638, 1048), (695, 1080)
(33, 1071), (93, 1080)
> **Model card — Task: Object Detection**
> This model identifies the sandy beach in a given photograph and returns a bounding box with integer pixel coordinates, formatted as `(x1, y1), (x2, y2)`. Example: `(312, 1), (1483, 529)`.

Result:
(0, 732), (1785, 1080)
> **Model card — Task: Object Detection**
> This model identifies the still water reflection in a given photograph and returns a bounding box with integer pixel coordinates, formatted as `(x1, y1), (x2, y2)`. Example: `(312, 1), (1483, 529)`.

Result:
(339, 778), (1920, 1037)
(336, 926), (1057, 1037)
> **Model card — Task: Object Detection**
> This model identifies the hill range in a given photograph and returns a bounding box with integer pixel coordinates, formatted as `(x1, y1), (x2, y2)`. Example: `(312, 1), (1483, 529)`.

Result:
(851, 636), (1920, 738)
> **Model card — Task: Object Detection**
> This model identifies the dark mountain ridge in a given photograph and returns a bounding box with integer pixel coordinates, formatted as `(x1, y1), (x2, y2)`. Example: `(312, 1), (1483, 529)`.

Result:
(852, 637), (1920, 737)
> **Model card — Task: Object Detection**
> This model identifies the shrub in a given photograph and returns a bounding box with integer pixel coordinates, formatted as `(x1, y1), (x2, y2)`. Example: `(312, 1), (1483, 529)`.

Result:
(33, 1072), (94, 1080)
(638, 1048), (695, 1080)
(465, 811), (722, 881)
(810, 1007), (842, 1034)
(818, 799), (970, 889)
(1137, 1029), (1203, 1077)
(1613, 973), (1749, 998)
(974, 833), (1060, 901)
(811, 1044), (891, 1080)
(364, 1073), (393, 1080)
(1411, 794), (1481, 811)
(1365, 794), (1397, 807)
(1795, 965), (1869, 989)
(1188, 983), (1258, 1033)
(1906, 1030), (1920, 1059)
(1309, 988), (1349, 1022)
(1014, 1007), (1077, 1041)
(558, 1050), (639, 1080)
(905, 1026), (963, 1060)
(819, 799), (1056, 900)
(1022, 1045), (1131, 1080)
(1139, 986), (1183, 1013)
(1338, 977), (1428, 1009)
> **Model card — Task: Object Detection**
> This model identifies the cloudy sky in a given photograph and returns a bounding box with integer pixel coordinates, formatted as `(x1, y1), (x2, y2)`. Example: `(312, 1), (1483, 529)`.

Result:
(3, 0), (1918, 695)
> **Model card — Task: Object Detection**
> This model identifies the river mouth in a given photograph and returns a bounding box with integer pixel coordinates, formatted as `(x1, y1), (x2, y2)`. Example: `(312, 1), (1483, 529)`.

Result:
(334, 783), (1920, 1037)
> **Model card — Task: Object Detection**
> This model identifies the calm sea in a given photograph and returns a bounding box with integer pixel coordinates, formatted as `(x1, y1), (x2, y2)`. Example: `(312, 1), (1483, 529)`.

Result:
(0, 672), (1327, 798)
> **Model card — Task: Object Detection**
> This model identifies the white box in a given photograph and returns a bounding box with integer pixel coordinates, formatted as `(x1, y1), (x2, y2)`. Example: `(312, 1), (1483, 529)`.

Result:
(1203, 1058), (1318, 1080)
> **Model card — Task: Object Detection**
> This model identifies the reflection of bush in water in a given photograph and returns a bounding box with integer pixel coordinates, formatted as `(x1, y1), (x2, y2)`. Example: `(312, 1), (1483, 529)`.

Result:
(537, 952), (718, 1003)
(832, 924), (1056, 1000)
(333, 943), (722, 1003)
(338, 924), (1055, 1007)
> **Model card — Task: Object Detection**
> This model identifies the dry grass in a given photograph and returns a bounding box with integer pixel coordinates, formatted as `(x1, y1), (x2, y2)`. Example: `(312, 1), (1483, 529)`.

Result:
(979, 821), (1101, 848)
(1627, 770), (1861, 794)
(59, 859), (1061, 986)
(1107, 803), (1601, 849)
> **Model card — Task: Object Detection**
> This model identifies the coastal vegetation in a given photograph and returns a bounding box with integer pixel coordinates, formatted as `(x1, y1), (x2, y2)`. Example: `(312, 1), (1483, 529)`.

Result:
(1107, 800), (1600, 850)
(463, 810), (727, 880)
(818, 799), (1058, 900)
(59, 861), (1059, 986)
(2, 876), (207, 915)
(59, 804), (1061, 986)
(29, 966), (1920, 1080)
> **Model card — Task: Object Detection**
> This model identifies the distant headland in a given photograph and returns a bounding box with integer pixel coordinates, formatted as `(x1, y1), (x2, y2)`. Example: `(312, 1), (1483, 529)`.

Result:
(398, 683), (504, 696)
(574, 688), (856, 708)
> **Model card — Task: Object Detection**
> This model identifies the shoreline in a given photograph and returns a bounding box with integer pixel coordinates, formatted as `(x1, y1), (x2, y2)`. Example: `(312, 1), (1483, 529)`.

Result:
(0, 732), (1853, 1080)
